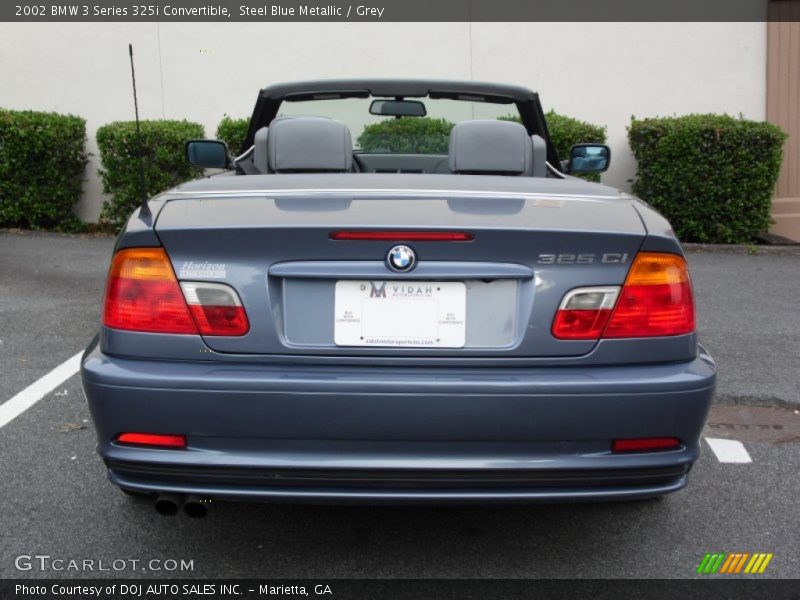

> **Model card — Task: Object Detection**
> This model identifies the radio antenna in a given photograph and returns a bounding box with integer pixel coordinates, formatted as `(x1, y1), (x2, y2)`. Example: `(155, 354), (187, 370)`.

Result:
(128, 43), (151, 220)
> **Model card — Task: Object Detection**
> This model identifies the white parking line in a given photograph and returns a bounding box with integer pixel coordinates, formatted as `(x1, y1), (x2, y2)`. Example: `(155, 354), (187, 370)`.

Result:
(705, 437), (753, 464)
(0, 352), (82, 429)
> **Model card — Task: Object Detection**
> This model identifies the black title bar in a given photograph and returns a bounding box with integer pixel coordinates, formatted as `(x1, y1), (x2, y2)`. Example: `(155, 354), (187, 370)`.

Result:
(3, 0), (799, 22)
(3, 579), (800, 600)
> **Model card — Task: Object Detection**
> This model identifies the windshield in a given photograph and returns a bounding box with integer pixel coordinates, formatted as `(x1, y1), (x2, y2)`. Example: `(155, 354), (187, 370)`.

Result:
(276, 97), (521, 155)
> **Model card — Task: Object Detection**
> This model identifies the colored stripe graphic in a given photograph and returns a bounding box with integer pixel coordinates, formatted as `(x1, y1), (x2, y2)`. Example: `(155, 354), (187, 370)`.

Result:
(698, 552), (773, 575)
(719, 554), (736, 574)
(710, 554), (726, 573)
(734, 553), (749, 573)
(746, 555), (761, 573)
(697, 554), (712, 574)
(758, 554), (774, 573)
(698, 553), (726, 574)
(721, 553), (737, 574)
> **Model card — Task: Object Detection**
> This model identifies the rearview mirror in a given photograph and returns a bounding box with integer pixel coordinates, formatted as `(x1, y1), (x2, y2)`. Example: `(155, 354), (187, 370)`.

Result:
(567, 143), (610, 174)
(369, 99), (427, 117)
(185, 140), (231, 169)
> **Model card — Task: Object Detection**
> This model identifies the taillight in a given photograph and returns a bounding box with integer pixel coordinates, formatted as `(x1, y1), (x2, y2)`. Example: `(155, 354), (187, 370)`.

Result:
(552, 253), (695, 340)
(180, 282), (249, 336)
(103, 248), (249, 336)
(552, 287), (620, 340)
(103, 248), (197, 334)
(603, 253), (695, 338)
(117, 432), (187, 449)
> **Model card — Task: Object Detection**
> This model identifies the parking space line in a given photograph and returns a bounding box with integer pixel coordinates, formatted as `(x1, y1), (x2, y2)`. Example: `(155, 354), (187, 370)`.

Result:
(705, 437), (753, 464)
(0, 351), (82, 429)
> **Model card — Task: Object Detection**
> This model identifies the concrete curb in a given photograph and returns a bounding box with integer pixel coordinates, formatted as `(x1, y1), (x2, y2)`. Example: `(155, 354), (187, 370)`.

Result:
(683, 243), (800, 256)
(0, 228), (115, 239)
(714, 392), (800, 410)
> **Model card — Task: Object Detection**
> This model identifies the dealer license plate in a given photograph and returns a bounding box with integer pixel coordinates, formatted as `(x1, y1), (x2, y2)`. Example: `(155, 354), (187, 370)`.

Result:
(334, 280), (466, 348)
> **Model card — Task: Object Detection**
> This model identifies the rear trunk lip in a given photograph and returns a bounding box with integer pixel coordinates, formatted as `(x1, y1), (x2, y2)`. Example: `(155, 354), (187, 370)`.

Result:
(269, 260), (534, 280)
(166, 189), (618, 201)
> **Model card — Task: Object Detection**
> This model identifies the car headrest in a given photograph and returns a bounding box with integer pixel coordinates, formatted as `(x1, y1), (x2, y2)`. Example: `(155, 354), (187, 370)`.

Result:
(267, 117), (353, 173)
(253, 126), (269, 173)
(448, 120), (532, 175)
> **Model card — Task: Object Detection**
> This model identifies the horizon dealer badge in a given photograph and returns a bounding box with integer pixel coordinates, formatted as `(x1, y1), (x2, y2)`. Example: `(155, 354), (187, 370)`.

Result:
(387, 245), (416, 272)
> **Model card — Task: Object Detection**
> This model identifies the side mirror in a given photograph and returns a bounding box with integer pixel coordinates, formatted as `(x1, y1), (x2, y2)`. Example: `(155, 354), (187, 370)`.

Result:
(185, 140), (231, 169)
(567, 143), (610, 174)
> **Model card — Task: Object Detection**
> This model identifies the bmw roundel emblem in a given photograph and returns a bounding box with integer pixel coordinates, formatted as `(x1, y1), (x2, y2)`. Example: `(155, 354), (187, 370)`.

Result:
(386, 245), (416, 272)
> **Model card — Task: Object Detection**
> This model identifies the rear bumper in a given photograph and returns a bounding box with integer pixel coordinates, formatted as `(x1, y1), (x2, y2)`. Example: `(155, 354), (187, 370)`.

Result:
(81, 340), (716, 503)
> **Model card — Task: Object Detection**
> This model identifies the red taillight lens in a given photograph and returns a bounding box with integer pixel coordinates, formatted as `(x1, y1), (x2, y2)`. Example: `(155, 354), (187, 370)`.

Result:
(612, 437), (681, 452)
(103, 248), (197, 334)
(180, 282), (249, 336)
(117, 432), (187, 449)
(552, 287), (620, 340)
(188, 305), (249, 335)
(330, 230), (473, 241)
(553, 309), (613, 339)
(603, 253), (695, 338)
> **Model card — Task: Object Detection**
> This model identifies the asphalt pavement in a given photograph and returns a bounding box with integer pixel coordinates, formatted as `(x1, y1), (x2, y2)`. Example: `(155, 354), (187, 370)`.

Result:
(689, 250), (800, 407)
(0, 231), (798, 580)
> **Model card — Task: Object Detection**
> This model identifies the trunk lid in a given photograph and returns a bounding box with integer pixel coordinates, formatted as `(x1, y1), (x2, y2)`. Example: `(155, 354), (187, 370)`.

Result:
(155, 177), (645, 358)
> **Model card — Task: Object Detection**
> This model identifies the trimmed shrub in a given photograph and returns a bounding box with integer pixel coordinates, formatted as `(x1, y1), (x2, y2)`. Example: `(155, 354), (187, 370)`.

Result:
(0, 109), (87, 230)
(97, 120), (204, 228)
(628, 114), (787, 243)
(216, 115), (249, 156)
(544, 111), (607, 164)
(357, 117), (454, 154)
(502, 111), (607, 181)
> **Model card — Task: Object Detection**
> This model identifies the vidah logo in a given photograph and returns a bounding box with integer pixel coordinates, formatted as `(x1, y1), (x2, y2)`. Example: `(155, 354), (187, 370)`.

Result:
(369, 282), (387, 298)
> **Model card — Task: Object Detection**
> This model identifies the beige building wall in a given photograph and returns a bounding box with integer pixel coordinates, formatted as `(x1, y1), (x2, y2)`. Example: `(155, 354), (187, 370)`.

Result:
(0, 22), (767, 222)
(768, 1), (800, 241)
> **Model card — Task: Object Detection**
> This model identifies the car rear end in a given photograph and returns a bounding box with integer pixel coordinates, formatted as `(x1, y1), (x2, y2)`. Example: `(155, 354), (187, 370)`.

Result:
(81, 173), (716, 506)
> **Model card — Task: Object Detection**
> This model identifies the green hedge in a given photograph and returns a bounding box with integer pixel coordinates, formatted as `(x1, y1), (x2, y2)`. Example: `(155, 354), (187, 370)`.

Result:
(97, 120), (204, 228)
(502, 111), (607, 181)
(216, 115), (249, 156)
(544, 111), (607, 165)
(357, 117), (454, 154)
(629, 114), (787, 243)
(0, 109), (87, 231)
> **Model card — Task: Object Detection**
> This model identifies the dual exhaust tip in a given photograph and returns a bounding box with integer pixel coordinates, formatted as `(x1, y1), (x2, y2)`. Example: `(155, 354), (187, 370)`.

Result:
(154, 493), (209, 518)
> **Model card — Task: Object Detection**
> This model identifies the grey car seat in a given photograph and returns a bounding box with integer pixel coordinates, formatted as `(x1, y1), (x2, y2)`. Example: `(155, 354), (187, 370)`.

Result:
(268, 117), (353, 173)
(448, 120), (546, 177)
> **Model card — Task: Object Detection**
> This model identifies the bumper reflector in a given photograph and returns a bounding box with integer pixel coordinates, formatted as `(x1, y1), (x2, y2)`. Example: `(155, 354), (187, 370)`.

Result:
(612, 437), (681, 453)
(117, 432), (187, 449)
